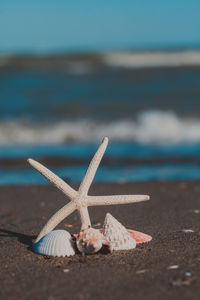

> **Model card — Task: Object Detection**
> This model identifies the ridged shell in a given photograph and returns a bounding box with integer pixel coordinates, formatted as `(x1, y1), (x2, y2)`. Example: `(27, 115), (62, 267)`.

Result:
(103, 213), (136, 251)
(34, 230), (75, 257)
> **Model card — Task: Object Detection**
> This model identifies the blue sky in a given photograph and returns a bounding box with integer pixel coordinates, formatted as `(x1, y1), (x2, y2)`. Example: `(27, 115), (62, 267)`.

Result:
(0, 0), (200, 53)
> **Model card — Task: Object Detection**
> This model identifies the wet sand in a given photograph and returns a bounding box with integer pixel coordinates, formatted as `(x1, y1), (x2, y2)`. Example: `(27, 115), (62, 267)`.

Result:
(0, 181), (199, 299)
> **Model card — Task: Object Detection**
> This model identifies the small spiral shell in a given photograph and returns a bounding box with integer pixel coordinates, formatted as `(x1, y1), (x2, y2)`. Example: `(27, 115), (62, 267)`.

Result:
(76, 227), (108, 254)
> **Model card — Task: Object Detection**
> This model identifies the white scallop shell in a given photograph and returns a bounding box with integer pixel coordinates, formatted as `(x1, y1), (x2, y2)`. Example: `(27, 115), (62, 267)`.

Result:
(34, 230), (75, 257)
(103, 213), (136, 251)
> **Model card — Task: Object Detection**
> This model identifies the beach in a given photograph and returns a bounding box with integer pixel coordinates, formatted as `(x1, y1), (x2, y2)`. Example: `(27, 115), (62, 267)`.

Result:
(1, 1), (200, 298)
(0, 51), (200, 299)
(0, 180), (199, 299)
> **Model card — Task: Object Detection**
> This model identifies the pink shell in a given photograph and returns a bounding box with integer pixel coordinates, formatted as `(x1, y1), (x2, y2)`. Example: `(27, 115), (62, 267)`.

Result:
(74, 229), (152, 244)
(126, 229), (152, 244)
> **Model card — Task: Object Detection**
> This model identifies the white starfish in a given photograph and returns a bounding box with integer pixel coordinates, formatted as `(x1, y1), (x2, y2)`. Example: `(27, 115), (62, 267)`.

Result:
(28, 137), (150, 243)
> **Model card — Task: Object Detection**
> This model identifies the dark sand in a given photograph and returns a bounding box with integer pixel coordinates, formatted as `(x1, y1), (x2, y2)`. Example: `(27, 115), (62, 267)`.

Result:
(0, 181), (199, 300)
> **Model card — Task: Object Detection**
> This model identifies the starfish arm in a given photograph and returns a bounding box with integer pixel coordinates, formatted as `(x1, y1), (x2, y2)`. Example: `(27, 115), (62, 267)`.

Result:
(78, 206), (91, 230)
(28, 159), (77, 199)
(35, 201), (76, 243)
(78, 137), (108, 196)
(87, 194), (150, 206)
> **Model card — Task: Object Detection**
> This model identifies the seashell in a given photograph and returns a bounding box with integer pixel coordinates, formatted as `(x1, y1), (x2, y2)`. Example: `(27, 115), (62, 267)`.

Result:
(76, 227), (108, 254)
(34, 230), (75, 257)
(127, 229), (152, 244)
(103, 213), (136, 251)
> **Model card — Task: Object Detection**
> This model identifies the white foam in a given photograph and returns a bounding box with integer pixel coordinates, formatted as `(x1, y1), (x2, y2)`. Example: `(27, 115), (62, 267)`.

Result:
(102, 51), (200, 68)
(1, 111), (200, 144)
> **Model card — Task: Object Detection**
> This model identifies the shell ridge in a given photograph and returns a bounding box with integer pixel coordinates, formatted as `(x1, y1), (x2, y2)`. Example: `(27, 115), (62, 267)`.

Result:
(53, 230), (60, 256)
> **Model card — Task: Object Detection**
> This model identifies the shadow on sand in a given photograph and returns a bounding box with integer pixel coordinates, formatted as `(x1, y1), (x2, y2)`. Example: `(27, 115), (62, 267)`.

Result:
(0, 228), (36, 251)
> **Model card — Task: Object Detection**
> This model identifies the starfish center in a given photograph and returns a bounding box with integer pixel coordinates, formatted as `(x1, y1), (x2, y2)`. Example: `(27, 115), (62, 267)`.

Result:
(75, 196), (87, 209)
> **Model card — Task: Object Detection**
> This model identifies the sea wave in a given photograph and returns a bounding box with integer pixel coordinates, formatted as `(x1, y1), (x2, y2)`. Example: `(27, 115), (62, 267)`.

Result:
(1, 163), (200, 185)
(102, 50), (200, 68)
(1, 50), (200, 71)
(1, 111), (200, 145)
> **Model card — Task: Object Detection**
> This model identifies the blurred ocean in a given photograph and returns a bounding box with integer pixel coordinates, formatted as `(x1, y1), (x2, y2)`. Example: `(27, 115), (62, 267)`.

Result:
(1, 49), (200, 185)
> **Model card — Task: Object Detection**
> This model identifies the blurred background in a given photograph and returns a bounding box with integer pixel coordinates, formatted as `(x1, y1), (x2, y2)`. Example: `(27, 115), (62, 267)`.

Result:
(0, 0), (200, 185)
